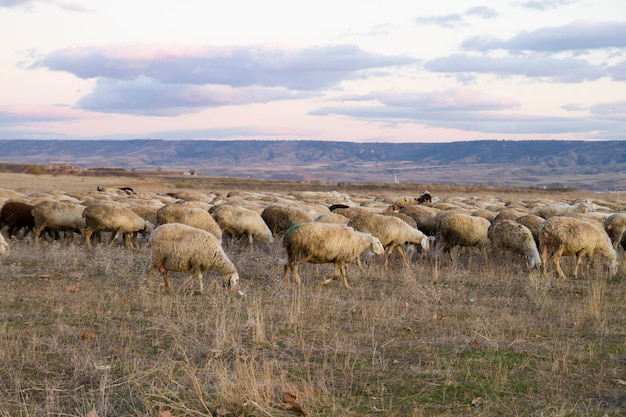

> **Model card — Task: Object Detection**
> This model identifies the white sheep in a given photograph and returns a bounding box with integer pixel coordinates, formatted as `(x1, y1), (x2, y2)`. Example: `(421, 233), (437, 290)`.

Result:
(282, 222), (385, 289)
(604, 212), (626, 249)
(347, 213), (432, 268)
(156, 204), (222, 241)
(31, 200), (86, 246)
(83, 204), (152, 250)
(211, 204), (274, 248)
(436, 212), (491, 261)
(539, 216), (618, 279)
(531, 201), (596, 219)
(261, 205), (313, 237)
(148, 223), (240, 292)
(488, 219), (541, 270)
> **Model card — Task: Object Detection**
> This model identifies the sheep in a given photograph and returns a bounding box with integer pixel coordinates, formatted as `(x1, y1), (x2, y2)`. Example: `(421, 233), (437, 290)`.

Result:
(436, 212), (491, 261)
(488, 219), (541, 270)
(539, 216), (618, 280)
(314, 212), (350, 225)
(515, 214), (545, 247)
(31, 200), (86, 246)
(211, 204), (274, 248)
(604, 212), (626, 250)
(148, 223), (240, 292)
(398, 205), (440, 236)
(282, 222), (384, 289)
(347, 213), (432, 268)
(260, 205), (313, 237)
(83, 204), (152, 250)
(0, 233), (8, 257)
(416, 191), (432, 204)
(0, 201), (35, 239)
(156, 204), (222, 241)
(531, 201), (596, 219)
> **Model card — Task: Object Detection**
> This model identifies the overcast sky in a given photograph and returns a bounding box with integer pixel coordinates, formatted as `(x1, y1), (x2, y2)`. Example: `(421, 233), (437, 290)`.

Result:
(1, 0), (624, 142)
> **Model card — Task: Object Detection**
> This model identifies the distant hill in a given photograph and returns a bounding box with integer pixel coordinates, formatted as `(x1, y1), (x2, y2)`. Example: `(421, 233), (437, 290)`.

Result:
(0, 139), (624, 190)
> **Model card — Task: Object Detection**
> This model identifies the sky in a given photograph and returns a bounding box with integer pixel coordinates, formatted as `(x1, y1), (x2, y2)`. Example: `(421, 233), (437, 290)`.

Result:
(0, 0), (625, 143)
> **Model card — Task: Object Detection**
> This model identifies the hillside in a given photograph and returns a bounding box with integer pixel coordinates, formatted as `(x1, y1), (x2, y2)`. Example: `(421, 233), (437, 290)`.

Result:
(0, 139), (624, 190)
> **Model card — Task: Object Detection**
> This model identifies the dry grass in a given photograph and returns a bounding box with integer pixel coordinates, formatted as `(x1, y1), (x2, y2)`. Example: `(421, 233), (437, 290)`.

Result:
(0, 173), (625, 416)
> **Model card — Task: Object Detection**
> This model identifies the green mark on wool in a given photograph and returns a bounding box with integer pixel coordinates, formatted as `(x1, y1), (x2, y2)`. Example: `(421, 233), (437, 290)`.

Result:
(286, 224), (302, 233)
(314, 214), (323, 221)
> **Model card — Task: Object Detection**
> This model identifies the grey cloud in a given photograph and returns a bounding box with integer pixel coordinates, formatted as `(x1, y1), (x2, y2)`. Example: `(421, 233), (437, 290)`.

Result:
(424, 53), (606, 82)
(415, 14), (465, 28)
(310, 105), (617, 135)
(0, 0), (89, 11)
(465, 6), (498, 19)
(76, 77), (309, 116)
(561, 103), (587, 111)
(30, 44), (417, 90)
(516, 0), (577, 11)
(590, 101), (626, 115)
(607, 61), (626, 81)
(463, 21), (626, 52)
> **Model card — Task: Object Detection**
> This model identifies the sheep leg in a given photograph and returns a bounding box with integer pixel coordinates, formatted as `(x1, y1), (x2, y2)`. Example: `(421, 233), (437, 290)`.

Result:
(550, 248), (566, 279)
(192, 270), (204, 292)
(283, 263), (293, 284)
(573, 254), (584, 279)
(84, 228), (94, 250)
(340, 264), (352, 290)
(33, 225), (44, 246)
(291, 264), (302, 286)
(541, 245), (549, 278)
(108, 230), (122, 248)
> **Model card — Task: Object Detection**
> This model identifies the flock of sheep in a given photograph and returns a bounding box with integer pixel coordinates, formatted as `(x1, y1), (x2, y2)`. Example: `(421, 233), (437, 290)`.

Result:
(0, 185), (624, 291)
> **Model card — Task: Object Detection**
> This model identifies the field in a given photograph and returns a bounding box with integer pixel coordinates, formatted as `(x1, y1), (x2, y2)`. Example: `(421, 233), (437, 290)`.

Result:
(0, 172), (625, 417)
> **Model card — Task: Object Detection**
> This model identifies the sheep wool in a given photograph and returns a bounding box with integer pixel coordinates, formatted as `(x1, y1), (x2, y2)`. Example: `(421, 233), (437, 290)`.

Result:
(31, 200), (86, 246)
(148, 223), (239, 292)
(347, 213), (432, 268)
(282, 222), (384, 289)
(0, 233), (9, 257)
(261, 205), (313, 237)
(604, 212), (626, 250)
(211, 204), (274, 247)
(437, 212), (491, 260)
(539, 216), (618, 279)
(156, 204), (222, 241)
(488, 219), (541, 270)
(83, 203), (151, 250)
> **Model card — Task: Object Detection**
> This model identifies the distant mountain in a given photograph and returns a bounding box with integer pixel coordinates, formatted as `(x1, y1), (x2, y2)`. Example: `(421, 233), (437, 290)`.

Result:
(0, 139), (624, 190)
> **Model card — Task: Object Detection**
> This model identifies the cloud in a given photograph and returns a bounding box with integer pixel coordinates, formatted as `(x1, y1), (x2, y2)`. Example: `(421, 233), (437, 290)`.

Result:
(463, 20), (626, 52)
(424, 53), (606, 82)
(0, 0), (89, 11)
(30, 43), (417, 90)
(0, 105), (93, 125)
(415, 6), (498, 28)
(464, 6), (499, 19)
(607, 60), (626, 81)
(515, 0), (577, 11)
(76, 76), (310, 116)
(309, 88), (621, 135)
(590, 100), (626, 116)
(415, 14), (465, 28)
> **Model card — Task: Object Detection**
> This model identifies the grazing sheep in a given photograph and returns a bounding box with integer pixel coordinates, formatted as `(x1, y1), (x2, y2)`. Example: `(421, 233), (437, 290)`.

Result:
(83, 204), (152, 250)
(0, 233), (9, 257)
(31, 200), (86, 245)
(539, 216), (618, 279)
(437, 212), (491, 260)
(393, 196), (420, 209)
(314, 212), (350, 225)
(515, 214), (545, 247)
(211, 204), (274, 248)
(282, 222), (384, 289)
(531, 201), (596, 219)
(148, 223), (239, 292)
(488, 219), (541, 270)
(399, 205), (440, 236)
(261, 205), (313, 237)
(604, 212), (626, 250)
(329, 206), (370, 219)
(347, 213), (432, 268)
(156, 204), (222, 241)
(0, 201), (35, 239)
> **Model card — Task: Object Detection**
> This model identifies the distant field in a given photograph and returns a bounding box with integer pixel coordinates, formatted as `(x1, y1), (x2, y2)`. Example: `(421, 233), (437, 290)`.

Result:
(0, 172), (625, 416)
